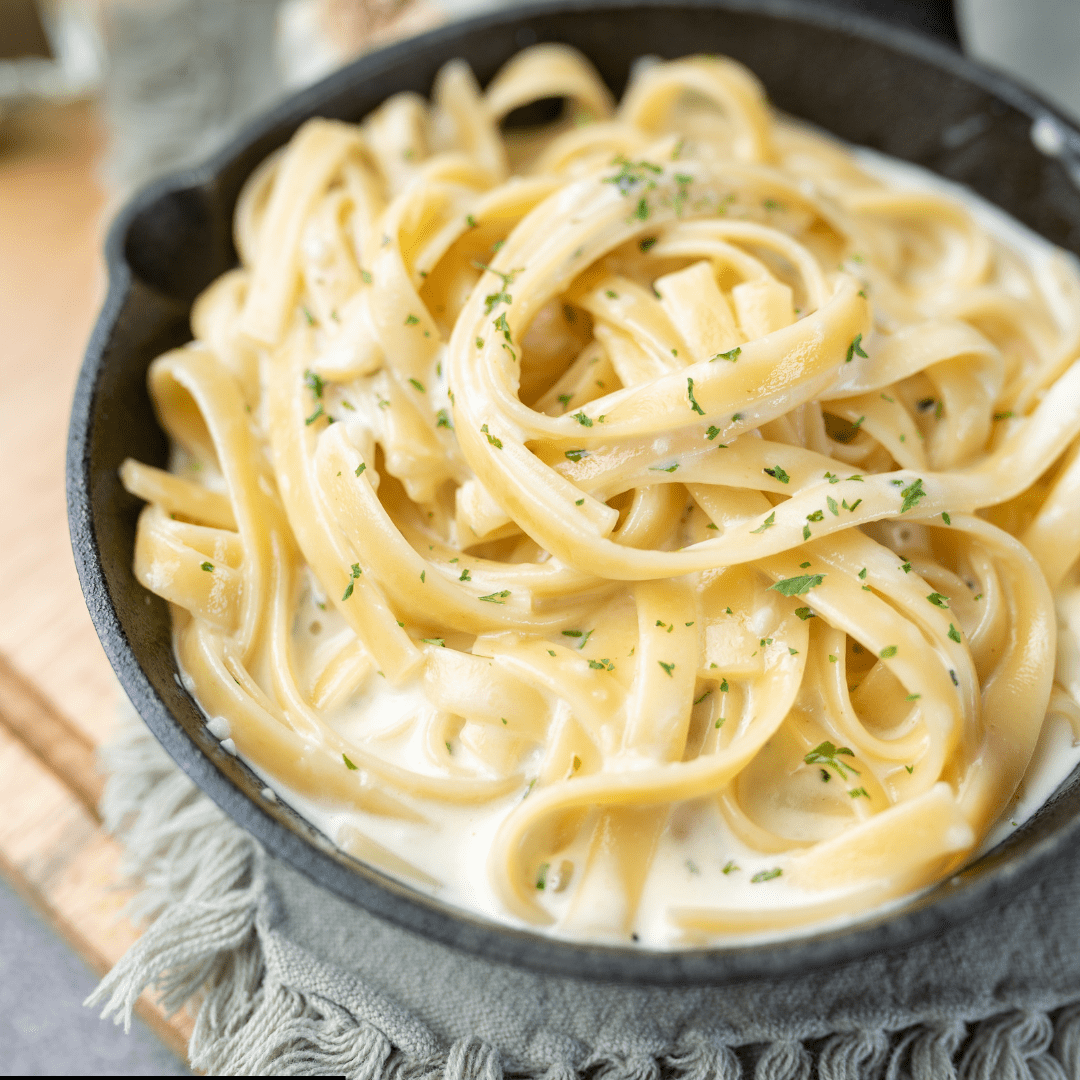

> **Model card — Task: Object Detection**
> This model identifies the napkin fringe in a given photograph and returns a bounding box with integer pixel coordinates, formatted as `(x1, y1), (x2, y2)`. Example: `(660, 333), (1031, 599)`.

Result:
(86, 721), (1080, 1078)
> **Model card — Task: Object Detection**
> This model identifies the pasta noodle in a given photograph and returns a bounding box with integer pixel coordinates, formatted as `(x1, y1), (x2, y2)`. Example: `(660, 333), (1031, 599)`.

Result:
(121, 46), (1080, 945)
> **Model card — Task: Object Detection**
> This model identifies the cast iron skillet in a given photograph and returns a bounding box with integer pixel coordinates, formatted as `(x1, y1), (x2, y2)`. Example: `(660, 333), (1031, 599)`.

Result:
(67, 0), (1080, 985)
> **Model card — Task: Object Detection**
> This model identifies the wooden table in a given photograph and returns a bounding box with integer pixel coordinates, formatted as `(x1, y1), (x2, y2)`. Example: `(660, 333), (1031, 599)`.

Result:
(0, 98), (192, 1061)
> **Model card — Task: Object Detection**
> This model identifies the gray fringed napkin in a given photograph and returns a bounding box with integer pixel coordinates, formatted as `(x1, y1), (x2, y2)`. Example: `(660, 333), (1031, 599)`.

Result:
(88, 713), (1080, 1079)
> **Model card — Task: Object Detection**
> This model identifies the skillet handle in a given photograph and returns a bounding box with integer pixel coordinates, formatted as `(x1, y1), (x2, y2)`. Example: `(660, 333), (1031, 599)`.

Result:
(817, 0), (962, 49)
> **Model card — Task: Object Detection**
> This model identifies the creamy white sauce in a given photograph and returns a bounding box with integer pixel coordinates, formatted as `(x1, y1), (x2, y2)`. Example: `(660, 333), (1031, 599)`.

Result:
(193, 146), (1080, 949)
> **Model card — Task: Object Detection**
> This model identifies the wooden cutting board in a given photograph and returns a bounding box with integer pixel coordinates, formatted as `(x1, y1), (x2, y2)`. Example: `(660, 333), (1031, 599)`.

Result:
(0, 99), (192, 1062)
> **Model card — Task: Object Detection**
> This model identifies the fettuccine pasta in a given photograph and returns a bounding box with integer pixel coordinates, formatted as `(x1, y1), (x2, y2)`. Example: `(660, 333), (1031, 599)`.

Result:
(122, 47), (1080, 946)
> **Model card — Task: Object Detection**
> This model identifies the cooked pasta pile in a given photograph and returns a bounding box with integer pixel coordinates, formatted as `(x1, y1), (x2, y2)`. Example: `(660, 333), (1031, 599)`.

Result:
(122, 46), (1080, 942)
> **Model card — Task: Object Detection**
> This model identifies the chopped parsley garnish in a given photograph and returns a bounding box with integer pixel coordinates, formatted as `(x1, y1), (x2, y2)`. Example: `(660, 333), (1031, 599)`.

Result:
(355, 462), (366, 476)
(948, 623), (962, 643)
(408, 377), (425, 392)
(421, 638), (445, 647)
(634, 197), (649, 220)
(536, 863), (549, 889)
(706, 425), (722, 440)
(804, 741), (858, 781)
(304, 369), (324, 397)
(565, 448), (588, 462)
(302, 306), (315, 325)
(764, 465), (790, 484)
(603, 156), (662, 196)
(588, 658), (615, 671)
(572, 411), (593, 427)
(200, 561), (214, 572)
(693, 689), (712, 706)
(879, 645), (898, 658)
(751, 868), (782, 883)
(562, 630), (583, 638)
(711, 347), (741, 363)
(825, 471), (839, 484)
(459, 568), (471, 581)
(341, 563), (362, 601)
(842, 498), (863, 512)
(849, 787), (869, 799)
(436, 409), (453, 429)
(305, 404), (325, 425)
(927, 592), (949, 608)
(900, 478), (926, 513)
(687, 378), (705, 415)
(994, 411), (1014, 421)
(466, 214), (477, 228)
(846, 334), (868, 362)
(649, 462), (679, 473)
(770, 574), (825, 596)
(826, 496), (839, 516)
(404, 313), (420, 325)
(750, 511), (776, 534)
(858, 567), (867, 580)
(479, 590), (510, 603)
(480, 424), (503, 449)
(794, 607), (815, 620)
(720, 678), (730, 692)
(360, 269), (372, 284)
(658, 661), (675, 677)
(806, 510), (824, 522)
(723, 860), (739, 875)
(343, 754), (358, 770)
(942, 512), (952, 525)
(639, 237), (657, 252)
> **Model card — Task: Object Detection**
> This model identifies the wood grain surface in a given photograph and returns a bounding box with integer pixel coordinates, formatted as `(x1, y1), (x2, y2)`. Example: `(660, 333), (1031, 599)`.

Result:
(0, 99), (192, 1063)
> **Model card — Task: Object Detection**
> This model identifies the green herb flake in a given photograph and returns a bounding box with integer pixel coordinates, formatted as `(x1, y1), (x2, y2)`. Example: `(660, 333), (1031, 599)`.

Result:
(900, 477), (927, 513)
(436, 408), (453, 429)
(408, 377), (425, 392)
(575, 498), (585, 505)
(404, 313), (420, 326)
(927, 592), (950, 608)
(846, 334), (868, 362)
(360, 269), (373, 284)
(305, 404), (325, 426)
(879, 645), (898, 658)
(858, 567), (867, 580)
(200, 561), (214, 572)
(806, 509), (824, 522)
(849, 787), (870, 799)
(804, 740), (859, 781)
(723, 860), (739, 875)
(459, 568), (471, 582)
(750, 511), (776, 534)
(948, 623), (962, 643)
(480, 424), (503, 449)
(343, 754), (358, 770)
(769, 574), (825, 596)
(942, 512), (952, 525)
(659, 661), (675, 677)
(794, 607), (816, 621)
(711, 347), (741, 363)
(751, 868), (782, 883)
(572, 411), (594, 427)
(764, 465), (790, 484)
(421, 638), (445, 647)
(565, 448), (588, 462)
(304, 369), (325, 398)
(466, 214), (477, 228)
(706, 425), (722, 441)
(687, 378), (705, 415)
(355, 462), (367, 477)
(479, 590), (511, 603)
(693, 689), (712, 706)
